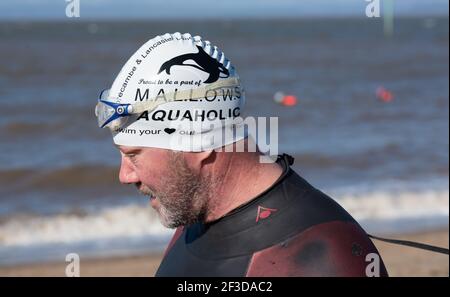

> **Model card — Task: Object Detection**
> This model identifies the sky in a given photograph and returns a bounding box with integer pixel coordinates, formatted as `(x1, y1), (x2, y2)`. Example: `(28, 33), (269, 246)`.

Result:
(0, 0), (448, 20)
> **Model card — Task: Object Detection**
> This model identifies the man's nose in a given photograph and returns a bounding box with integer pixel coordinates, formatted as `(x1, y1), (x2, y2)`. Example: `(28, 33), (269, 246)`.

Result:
(119, 156), (139, 184)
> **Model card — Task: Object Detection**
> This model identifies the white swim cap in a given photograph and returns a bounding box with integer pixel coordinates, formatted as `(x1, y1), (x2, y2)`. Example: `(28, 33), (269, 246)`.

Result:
(95, 32), (246, 152)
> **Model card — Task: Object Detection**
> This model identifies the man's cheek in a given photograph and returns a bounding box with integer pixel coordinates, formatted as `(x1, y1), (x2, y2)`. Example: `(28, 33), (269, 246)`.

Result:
(141, 173), (163, 192)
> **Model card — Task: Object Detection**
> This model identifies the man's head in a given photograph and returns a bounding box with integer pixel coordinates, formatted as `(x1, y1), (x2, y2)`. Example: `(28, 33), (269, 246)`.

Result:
(96, 33), (254, 227)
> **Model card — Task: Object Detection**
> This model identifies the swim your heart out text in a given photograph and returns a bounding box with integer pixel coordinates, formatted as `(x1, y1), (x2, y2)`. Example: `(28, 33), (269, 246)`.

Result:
(115, 127), (188, 136)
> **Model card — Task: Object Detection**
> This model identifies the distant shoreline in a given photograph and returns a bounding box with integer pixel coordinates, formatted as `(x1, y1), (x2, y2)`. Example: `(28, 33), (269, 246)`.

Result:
(0, 15), (448, 24)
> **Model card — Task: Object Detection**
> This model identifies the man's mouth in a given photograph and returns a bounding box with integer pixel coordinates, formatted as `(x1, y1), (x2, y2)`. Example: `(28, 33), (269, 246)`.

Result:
(137, 187), (157, 201)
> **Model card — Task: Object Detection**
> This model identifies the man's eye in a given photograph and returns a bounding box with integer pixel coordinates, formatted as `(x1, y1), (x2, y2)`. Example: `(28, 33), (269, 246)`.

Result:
(121, 150), (140, 162)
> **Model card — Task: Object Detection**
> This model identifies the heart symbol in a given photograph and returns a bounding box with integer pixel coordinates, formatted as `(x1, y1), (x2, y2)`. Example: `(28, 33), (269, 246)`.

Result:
(164, 128), (176, 134)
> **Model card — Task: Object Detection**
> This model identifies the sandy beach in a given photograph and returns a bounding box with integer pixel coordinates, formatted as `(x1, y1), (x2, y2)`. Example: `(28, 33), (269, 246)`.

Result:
(0, 227), (448, 277)
(372, 228), (449, 277)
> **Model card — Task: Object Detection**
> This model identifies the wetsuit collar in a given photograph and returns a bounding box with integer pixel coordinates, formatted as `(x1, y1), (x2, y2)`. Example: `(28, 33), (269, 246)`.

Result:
(184, 154), (303, 257)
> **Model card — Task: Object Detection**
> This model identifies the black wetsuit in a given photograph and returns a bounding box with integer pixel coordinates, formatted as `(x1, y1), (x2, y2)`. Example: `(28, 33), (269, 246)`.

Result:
(156, 154), (388, 277)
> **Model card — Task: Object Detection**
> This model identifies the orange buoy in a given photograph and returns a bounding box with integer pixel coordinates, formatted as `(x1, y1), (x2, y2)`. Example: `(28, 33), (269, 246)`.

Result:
(273, 91), (298, 106)
(376, 86), (394, 103)
(281, 95), (298, 106)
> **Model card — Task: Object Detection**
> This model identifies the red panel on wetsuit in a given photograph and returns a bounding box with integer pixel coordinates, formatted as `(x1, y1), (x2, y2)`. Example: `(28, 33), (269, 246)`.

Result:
(245, 221), (388, 277)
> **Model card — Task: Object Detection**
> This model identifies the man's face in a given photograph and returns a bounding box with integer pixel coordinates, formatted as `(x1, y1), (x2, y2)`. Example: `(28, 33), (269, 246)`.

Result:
(117, 145), (211, 228)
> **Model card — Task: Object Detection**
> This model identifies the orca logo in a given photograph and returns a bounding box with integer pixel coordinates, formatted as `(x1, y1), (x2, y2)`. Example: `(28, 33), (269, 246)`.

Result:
(158, 45), (229, 84)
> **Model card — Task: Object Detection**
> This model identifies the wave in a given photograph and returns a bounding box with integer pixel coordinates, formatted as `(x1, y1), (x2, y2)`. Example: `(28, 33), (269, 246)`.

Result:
(0, 185), (447, 266)
(0, 186), (448, 248)
(291, 150), (449, 173)
(0, 204), (171, 247)
(0, 165), (119, 191)
(332, 188), (449, 221)
(1, 150), (447, 194)
(0, 121), (67, 137)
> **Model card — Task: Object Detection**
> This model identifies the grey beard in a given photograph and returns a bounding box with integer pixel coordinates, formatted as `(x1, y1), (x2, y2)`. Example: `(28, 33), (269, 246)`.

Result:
(143, 152), (213, 228)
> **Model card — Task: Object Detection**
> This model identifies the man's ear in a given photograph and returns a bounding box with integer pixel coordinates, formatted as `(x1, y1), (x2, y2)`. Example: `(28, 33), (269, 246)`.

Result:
(182, 150), (215, 172)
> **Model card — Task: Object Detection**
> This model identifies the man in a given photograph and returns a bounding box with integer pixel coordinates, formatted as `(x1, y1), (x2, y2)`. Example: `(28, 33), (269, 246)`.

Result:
(95, 32), (388, 276)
